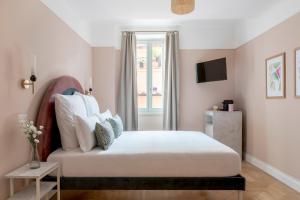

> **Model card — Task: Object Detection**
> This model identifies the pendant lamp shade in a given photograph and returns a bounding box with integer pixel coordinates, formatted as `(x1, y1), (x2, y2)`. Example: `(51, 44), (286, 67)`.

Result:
(171, 0), (195, 15)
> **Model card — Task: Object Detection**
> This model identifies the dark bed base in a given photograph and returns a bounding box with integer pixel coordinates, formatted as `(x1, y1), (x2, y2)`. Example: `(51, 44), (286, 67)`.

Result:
(44, 175), (245, 191)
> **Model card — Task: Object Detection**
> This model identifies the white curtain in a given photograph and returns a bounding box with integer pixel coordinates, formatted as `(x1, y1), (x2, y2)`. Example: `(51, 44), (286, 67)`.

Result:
(118, 32), (138, 131)
(163, 31), (180, 130)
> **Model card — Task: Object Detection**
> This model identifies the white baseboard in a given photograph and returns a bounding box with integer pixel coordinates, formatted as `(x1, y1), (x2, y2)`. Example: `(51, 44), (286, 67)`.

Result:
(245, 153), (300, 193)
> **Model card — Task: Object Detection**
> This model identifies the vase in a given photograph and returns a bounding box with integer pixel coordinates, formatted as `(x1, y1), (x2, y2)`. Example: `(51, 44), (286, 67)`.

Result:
(29, 144), (40, 169)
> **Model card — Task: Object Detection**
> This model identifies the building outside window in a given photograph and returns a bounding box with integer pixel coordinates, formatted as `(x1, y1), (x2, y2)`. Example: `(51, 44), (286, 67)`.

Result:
(136, 34), (165, 113)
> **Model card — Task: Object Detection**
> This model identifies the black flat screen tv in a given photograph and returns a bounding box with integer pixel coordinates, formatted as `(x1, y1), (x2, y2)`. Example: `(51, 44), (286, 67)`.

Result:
(196, 57), (227, 83)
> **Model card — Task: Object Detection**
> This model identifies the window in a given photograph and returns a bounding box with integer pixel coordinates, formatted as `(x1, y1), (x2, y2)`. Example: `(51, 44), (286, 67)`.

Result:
(136, 34), (165, 113)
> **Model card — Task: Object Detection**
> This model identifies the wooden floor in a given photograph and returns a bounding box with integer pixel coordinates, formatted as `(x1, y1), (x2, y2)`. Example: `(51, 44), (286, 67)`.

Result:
(54, 162), (300, 200)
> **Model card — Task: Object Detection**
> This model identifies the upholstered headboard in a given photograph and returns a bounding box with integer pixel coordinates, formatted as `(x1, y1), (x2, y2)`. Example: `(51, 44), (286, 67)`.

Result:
(36, 76), (84, 161)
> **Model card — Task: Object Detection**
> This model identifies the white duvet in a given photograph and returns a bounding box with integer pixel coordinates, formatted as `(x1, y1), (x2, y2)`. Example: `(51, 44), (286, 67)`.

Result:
(48, 131), (241, 177)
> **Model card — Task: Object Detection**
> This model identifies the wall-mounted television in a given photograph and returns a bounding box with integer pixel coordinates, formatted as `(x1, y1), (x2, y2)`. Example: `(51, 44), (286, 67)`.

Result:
(196, 57), (227, 83)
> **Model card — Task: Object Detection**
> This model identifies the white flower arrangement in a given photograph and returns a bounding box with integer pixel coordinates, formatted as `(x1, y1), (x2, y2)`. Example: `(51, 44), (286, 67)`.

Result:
(20, 120), (43, 147)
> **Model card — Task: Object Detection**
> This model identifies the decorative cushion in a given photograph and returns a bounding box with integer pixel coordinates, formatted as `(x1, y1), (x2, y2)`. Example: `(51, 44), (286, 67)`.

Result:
(107, 115), (123, 138)
(55, 94), (87, 150)
(75, 115), (99, 152)
(94, 121), (115, 150)
(75, 92), (100, 116)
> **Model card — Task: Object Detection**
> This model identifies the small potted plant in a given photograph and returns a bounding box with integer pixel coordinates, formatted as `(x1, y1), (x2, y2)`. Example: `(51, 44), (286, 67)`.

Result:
(20, 120), (43, 169)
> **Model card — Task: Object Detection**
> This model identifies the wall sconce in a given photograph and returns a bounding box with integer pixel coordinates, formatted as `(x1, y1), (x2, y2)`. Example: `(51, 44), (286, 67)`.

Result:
(85, 87), (93, 95)
(85, 77), (93, 95)
(22, 55), (37, 94)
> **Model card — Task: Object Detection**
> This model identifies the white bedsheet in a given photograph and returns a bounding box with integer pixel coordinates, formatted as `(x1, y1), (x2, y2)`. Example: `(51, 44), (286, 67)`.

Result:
(47, 131), (241, 177)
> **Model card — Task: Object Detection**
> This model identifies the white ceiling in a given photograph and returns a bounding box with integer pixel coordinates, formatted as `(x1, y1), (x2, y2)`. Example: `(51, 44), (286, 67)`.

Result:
(44, 0), (282, 22)
(44, 0), (284, 22)
(40, 0), (300, 48)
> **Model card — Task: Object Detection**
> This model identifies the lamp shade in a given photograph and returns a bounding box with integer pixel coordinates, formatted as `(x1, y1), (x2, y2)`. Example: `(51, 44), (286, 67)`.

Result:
(171, 0), (195, 15)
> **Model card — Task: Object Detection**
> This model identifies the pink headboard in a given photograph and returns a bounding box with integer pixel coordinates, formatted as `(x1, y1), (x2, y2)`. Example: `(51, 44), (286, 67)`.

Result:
(36, 76), (83, 161)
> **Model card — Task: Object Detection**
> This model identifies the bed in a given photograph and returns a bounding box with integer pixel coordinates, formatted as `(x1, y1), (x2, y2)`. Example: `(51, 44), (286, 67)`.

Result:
(36, 76), (245, 199)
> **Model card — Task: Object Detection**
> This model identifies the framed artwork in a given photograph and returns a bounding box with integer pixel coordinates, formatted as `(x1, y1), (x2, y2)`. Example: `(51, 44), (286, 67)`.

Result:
(295, 47), (300, 97)
(265, 53), (286, 98)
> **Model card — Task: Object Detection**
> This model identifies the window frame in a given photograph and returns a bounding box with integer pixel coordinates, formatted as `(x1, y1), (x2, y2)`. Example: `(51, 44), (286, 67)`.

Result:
(137, 37), (165, 114)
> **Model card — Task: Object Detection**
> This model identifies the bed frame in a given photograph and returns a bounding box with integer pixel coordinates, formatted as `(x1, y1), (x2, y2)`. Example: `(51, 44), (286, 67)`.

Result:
(36, 76), (245, 200)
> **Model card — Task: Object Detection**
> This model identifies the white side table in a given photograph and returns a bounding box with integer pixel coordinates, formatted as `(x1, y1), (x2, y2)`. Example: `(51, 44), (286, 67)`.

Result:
(5, 162), (60, 200)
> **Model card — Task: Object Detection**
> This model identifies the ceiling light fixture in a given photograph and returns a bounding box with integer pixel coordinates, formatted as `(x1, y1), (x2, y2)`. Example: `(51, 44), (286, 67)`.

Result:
(171, 0), (195, 15)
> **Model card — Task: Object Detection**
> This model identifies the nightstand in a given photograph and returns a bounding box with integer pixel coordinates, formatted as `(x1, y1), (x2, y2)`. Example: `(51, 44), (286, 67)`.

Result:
(204, 111), (243, 159)
(5, 162), (60, 200)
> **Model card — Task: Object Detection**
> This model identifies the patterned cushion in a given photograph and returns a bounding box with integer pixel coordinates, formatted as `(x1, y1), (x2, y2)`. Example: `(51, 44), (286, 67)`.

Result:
(94, 121), (115, 150)
(107, 115), (123, 138)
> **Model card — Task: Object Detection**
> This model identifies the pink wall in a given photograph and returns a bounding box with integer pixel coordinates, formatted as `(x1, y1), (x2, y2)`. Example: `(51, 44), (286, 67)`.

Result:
(179, 50), (236, 131)
(92, 47), (121, 115)
(235, 12), (300, 180)
(0, 0), (92, 198)
(93, 47), (118, 114)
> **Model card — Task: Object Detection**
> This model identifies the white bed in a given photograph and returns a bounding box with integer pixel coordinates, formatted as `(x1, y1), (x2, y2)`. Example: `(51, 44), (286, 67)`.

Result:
(37, 76), (245, 199)
(48, 131), (241, 177)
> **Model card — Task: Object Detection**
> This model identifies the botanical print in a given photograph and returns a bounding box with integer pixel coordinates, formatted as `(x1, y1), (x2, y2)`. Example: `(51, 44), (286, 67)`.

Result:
(296, 49), (300, 97)
(266, 54), (285, 98)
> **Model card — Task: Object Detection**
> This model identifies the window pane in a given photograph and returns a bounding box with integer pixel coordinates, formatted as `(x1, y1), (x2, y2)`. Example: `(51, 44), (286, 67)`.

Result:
(136, 42), (147, 109)
(152, 42), (163, 109)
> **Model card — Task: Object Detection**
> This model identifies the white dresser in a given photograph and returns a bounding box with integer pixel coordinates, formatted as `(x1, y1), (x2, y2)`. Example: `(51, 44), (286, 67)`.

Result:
(204, 111), (242, 159)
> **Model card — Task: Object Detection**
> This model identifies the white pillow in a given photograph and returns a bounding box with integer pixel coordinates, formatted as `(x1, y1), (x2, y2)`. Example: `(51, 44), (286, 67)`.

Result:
(75, 115), (99, 152)
(75, 92), (100, 116)
(55, 94), (87, 150)
(96, 110), (112, 122)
